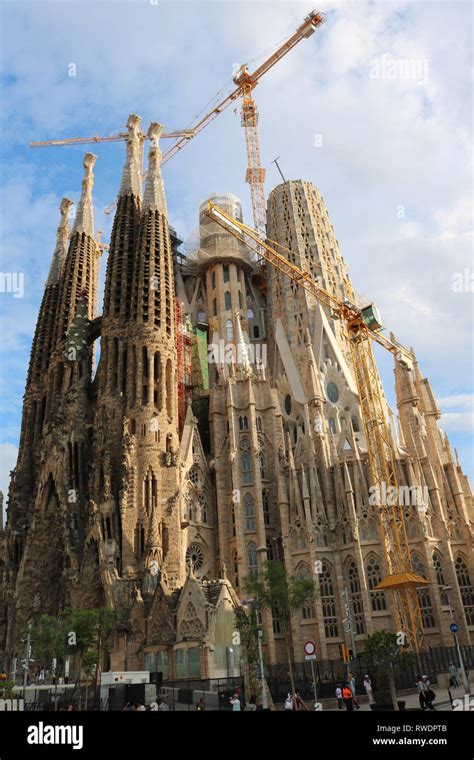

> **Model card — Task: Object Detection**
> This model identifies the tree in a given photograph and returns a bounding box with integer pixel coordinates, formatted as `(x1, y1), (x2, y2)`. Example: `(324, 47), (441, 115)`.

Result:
(63, 608), (115, 709)
(363, 631), (414, 711)
(234, 602), (260, 701)
(243, 561), (316, 695)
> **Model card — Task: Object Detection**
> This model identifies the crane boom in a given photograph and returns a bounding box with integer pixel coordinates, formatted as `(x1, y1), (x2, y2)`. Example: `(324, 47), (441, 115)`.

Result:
(29, 129), (194, 149)
(206, 200), (427, 652)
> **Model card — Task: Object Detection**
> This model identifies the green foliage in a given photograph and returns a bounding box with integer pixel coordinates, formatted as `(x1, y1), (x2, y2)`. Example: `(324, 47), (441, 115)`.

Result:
(243, 561), (316, 633)
(363, 630), (414, 704)
(32, 608), (116, 675)
(363, 630), (414, 676)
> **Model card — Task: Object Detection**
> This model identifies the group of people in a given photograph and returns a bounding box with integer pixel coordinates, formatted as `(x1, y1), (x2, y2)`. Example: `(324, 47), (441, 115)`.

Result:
(123, 699), (169, 711)
(334, 673), (372, 711)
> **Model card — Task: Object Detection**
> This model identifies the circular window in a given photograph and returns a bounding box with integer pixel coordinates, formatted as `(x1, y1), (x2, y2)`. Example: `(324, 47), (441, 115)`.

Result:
(326, 382), (339, 403)
(284, 394), (292, 415)
(186, 544), (204, 571)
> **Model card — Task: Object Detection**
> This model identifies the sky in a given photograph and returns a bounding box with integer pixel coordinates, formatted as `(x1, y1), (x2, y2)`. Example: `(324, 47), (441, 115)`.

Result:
(0, 0), (472, 500)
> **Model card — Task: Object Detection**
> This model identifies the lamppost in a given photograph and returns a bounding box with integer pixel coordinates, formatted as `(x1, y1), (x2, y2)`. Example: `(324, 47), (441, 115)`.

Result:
(342, 588), (356, 678)
(441, 585), (470, 695)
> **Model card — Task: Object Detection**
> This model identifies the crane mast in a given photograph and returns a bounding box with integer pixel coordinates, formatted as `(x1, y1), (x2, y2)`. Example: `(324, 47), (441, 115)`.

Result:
(205, 200), (428, 653)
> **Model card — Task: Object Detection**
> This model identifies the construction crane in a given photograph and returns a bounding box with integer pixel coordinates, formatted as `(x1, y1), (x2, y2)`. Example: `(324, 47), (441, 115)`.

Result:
(28, 10), (325, 227)
(205, 200), (429, 653)
(29, 128), (195, 149)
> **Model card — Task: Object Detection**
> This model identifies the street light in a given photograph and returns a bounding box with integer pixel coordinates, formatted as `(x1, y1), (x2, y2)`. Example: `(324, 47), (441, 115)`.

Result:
(440, 585), (470, 695)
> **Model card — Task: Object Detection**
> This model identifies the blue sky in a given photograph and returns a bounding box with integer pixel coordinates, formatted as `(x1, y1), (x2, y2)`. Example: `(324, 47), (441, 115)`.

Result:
(0, 0), (472, 498)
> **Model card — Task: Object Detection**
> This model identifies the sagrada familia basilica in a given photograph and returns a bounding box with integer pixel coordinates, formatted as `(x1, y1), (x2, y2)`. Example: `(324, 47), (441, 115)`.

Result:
(0, 114), (472, 682)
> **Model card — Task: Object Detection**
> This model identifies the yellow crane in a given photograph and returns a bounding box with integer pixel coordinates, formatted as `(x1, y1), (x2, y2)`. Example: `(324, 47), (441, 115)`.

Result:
(28, 10), (325, 227)
(205, 200), (429, 653)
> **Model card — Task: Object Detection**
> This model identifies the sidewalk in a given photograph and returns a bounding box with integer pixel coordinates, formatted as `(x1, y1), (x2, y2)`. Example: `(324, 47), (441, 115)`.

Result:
(322, 684), (472, 712)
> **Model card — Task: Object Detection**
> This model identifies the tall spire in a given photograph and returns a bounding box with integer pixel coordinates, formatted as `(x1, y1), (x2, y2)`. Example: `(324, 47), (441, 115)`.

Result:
(143, 122), (167, 214)
(72, 152), (97, 237)
(119, 113), (142, 198)
(46, 198), (73, 285)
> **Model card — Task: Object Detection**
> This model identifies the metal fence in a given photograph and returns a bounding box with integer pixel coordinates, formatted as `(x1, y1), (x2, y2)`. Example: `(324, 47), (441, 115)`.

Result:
(158, 676), (245, 711)
(265, 645), (474, 704)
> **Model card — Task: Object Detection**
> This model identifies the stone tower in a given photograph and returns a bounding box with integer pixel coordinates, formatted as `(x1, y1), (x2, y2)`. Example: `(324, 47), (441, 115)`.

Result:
(1, 139), (472, 681)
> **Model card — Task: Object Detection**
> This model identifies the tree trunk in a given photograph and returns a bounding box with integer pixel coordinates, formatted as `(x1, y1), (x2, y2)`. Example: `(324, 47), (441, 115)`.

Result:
(285, 635), (296, 697)
(389, 673), (399, 711)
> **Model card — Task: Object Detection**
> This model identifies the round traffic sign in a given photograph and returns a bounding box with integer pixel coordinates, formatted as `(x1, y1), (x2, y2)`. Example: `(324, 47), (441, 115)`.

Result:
(450, 623), (459, 634)
(304, 640), (316, 656)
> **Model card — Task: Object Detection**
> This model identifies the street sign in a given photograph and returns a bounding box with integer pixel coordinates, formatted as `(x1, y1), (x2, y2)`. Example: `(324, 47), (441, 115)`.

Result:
(450, 623), (459, 634)
(305, 654), (317, 661)
(304, 640), (316, 656)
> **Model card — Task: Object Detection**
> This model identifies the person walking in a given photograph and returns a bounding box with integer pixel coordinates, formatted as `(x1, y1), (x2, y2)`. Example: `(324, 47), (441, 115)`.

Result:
(196, 697), (205, 711)
(422, 676), (436, 710)
(230, 693), (241, 711)
(342, 683), (354, 711)
(284, 692), (293, 711)
(415, 674), (426, 710)
(448, 663), (459, 689)
(293, 689), (309, 711)
(348, 671), (360, 709)
(363, 675), (374, 704)
(335, 684), (343, 710)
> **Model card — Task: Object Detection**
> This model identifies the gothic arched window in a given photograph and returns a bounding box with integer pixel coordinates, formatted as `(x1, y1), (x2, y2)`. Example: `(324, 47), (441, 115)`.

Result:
(296, 563), (315, 619)
(455, 556), (474, 626)
(247, 542), (258, 575)
(226, 319), (233, 341)
(432, 552), (449, 606)
(347, 560), (366, 634)
(259, 452), (266, 480)
(244, 493), (256, 531)
(320, 562), (339, 638)
(412, 552), (436, 629)
(240, 440), (252, 485)
(239, 415), (248, 431)
(262, 489), (270, 525)
(367, 556), (387, 611)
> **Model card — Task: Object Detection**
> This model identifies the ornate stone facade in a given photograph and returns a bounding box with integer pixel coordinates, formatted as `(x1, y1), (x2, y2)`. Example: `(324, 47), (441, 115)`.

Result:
(0, 120), (472, 680)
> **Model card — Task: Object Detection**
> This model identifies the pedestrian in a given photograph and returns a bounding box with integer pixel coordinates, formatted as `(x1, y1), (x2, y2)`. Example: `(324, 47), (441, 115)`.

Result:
(348, 671), (360, 709)
(293, 689), (309, 711)
(342, 683), (353, 711)
(448, 663), (459, 689)
(415, 675), (426, 710)
(230, 693), (241, 711)
(363, 675), (374, 704)
(157, 697), (169, 711)
(335, 684), (343, 710)
(245, 695), (257, 711)
(66, 704), (74, 712)
(284, 692), (293, 711)
(422, 676), (436, 711)
(196, 697), (205, 711)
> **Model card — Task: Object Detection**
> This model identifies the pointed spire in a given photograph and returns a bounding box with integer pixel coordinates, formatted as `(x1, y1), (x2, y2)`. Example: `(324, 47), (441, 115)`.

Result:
(46, 198), (73, 285)
(119, 113), (143, 198)
(72, 153), (97, 237)
(143, 122), (167, 214)
(235, 311), (252, 376)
